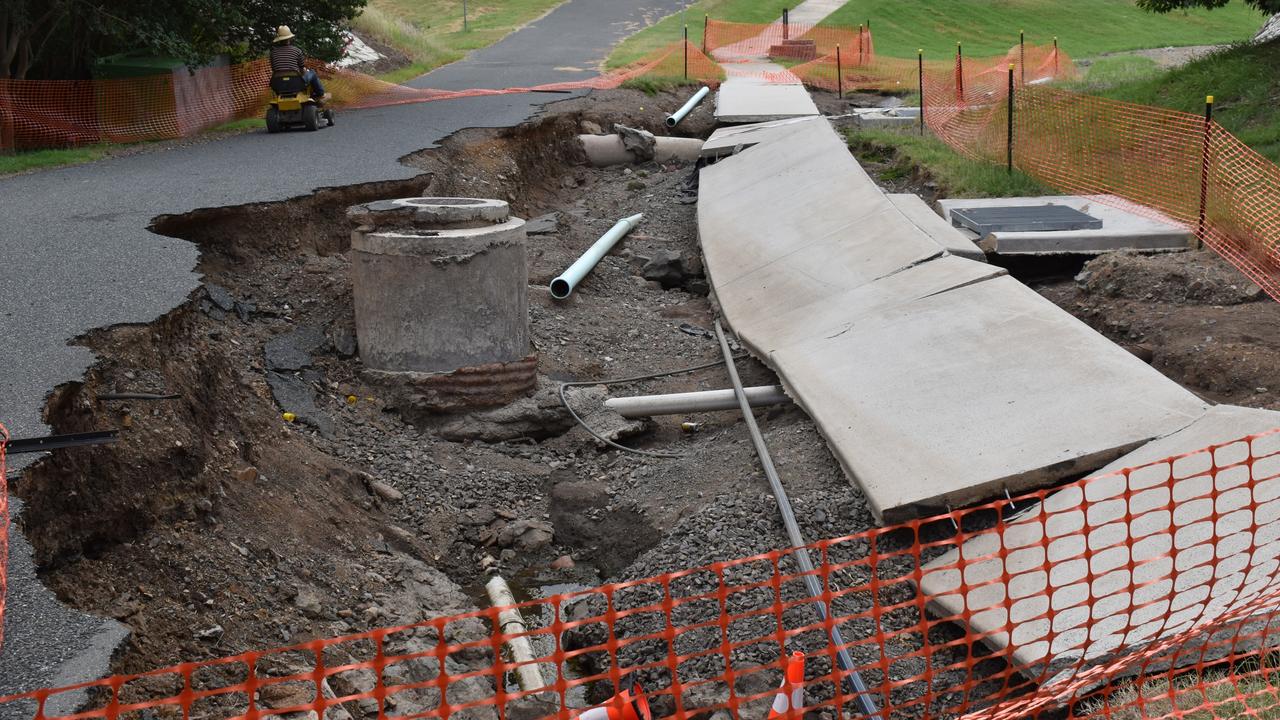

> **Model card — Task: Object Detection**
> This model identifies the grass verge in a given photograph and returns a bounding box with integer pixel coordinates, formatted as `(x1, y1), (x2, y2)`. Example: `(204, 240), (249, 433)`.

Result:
(0, 146), (112, 177)
(1080, 40), (1280, 162)
(609, 0), (1264, 66)
(355, 0), (566, 81)
(846, 128), (1049, 198)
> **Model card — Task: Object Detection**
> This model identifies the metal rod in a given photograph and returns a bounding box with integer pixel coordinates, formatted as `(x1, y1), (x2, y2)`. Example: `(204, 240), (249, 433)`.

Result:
(918, 49), (925, 136)
(8, 430), (119, 454)
(1053, 36), (1059, 77)
(550, 213), (643, 299)
(858, 25), (863, 66)
(99, 392), (179, 401)
(836, 45), (843, 98)
(1198, 95), (1214, 248)
(956, 42), (964, 104)
(683, 24), (689, 80)
(666, 86), (710, 128)
(713, 320), (882, 720)
(1019, 30), (1025, 85)
(783, 7), (789, 40)
(463, 0), (468, 31)
(604, 385), (791, 418)
(1007, 62), (1014, 174)
(702, 14), (709, 54)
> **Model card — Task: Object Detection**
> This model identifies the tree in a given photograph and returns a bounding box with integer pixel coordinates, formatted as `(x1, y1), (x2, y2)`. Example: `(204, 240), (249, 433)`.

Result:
(0, 0), (368, 80)
(1139, 0), (1280, 12)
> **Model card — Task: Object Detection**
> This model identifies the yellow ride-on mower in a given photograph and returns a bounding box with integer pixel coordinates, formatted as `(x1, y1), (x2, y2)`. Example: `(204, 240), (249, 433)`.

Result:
(265, 74), (334, 133)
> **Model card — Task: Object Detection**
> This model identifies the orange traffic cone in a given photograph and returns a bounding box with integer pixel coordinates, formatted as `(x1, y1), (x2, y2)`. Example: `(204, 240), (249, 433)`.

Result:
(579, 680), (651, 720)
(767, 651), (805, 720)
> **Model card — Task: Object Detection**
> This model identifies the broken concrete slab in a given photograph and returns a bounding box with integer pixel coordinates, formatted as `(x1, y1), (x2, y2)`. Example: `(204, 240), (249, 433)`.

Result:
(700, 117), (823, 158)
(937, 195), (1193, 255)
(714, 63), (819, 124)
(886, 194), (986, 262)
(918, 405), (1280, 682)
(736, 255), (1005, 356)
(771, 275), (1207, 523)
(846, 107), (921, 129)
(698, 119), (948, 323)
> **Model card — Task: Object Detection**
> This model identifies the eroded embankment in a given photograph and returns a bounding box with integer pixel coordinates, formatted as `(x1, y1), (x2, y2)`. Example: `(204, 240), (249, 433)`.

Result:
(13, 92), (878, 710)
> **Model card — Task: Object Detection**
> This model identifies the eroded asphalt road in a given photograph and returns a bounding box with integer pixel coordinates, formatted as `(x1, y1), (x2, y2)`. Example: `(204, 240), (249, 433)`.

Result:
(0, 0), (693, 707)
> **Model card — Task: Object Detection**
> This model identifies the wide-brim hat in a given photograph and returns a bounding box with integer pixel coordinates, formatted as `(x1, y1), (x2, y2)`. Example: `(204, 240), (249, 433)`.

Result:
(273, 25), (295, 43)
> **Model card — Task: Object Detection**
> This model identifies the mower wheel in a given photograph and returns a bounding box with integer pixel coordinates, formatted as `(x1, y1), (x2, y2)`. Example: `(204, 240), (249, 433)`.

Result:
(265, 107), (282, 134)
(303, 104), (320, 131)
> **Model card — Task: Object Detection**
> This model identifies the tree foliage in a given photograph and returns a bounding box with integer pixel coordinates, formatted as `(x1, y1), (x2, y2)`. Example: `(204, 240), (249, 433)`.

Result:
(0, 0), (367, 80)
(1138, 0), (1280, 13)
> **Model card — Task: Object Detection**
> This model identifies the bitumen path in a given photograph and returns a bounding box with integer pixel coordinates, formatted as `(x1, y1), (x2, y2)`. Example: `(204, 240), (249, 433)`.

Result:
(0, 0), (692, 709)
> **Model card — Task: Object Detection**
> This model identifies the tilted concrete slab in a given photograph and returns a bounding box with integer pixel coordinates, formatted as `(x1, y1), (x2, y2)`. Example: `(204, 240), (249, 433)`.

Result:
(887, 194), (986, 262)
(770, 275), (1207, 523)
(937, 195), (1193, 255)
(699, 118), (950, 327)
(701, 117), (823, 158)
(919, 405), (1280, 682)
(715, 63), (819, 124)
(739, 256), (1006, 356)
(698, 115), (1205, 525)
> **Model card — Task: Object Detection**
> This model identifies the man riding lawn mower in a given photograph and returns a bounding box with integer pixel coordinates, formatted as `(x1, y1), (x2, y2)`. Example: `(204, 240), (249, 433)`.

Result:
(266, 25), (335, 133)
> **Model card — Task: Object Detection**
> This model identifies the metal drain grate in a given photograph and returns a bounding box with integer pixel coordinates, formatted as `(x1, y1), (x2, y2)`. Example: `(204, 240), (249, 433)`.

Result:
(950, 204), (1103, 234)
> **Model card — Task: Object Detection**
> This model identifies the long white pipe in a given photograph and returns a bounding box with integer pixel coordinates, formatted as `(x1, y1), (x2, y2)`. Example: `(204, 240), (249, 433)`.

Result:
(484, 576), (547, 692)
(666, 86), (711, 128)
(605, 385), (791, 418)
(550, 213), (643, 300)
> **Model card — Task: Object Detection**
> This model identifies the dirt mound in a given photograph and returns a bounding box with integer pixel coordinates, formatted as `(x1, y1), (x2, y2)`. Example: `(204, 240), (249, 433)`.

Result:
(1073, 250), (1268, 306)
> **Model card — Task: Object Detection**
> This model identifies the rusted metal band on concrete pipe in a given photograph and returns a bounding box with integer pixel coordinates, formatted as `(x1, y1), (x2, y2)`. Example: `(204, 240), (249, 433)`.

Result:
(604, 385), (791, 417)
(550, 213), (643, 300)
(666, 86), (711, 128)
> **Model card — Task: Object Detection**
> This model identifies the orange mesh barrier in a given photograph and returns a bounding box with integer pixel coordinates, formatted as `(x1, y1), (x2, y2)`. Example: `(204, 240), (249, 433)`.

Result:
(0, 41), (723, 152)
(703, 19), (872, 64)
(5, 430), (1280, 719)
(0, 422), (7, 650)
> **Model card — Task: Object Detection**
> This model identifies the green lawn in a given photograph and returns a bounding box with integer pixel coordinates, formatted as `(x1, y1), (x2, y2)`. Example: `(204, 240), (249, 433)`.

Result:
(355, 0), (567, 82)
(1083, 40), (1280, 162)
(609, 0), (1265, 66)
(847, 128), (1050, 198)
(0, 146), (112, 177)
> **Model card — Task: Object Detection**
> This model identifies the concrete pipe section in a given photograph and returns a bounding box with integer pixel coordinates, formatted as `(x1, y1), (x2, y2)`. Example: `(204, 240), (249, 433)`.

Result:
(347, 197), (536, 413)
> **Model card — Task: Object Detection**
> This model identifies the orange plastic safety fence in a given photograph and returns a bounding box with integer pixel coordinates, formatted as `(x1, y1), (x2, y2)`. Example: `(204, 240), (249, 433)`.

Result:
(0, 41), (723, 152)
(6, 429), (1280, 720)
(874, 43), (1280, 301)
(703, 19), (872, 65)
(0, 422), (7, 650)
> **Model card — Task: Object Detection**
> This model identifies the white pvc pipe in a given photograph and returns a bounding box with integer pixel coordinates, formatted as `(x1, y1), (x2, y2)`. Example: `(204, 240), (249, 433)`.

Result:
(605, 385), (791, 418)
(485, 576), (547, 692)
(550, 213), (643, 299)
(666, 86), (711, 128)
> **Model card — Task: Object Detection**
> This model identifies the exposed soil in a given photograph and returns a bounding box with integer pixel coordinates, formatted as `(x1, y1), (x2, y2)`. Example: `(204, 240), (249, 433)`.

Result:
(19, 82), (1280, 719)
(13, 88), (875, 710)
(1036, 250), (1280, 407)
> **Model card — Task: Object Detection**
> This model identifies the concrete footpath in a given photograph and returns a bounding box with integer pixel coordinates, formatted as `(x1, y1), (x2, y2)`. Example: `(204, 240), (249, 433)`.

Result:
(697, 116), (1208, 523)
(0, 0), (694, 706)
